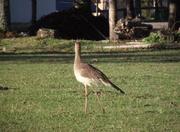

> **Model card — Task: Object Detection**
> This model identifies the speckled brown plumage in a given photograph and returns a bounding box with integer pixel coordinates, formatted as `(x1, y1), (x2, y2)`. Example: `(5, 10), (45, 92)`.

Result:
(73, 42), (125, 113)
(74, 42), (125, 94)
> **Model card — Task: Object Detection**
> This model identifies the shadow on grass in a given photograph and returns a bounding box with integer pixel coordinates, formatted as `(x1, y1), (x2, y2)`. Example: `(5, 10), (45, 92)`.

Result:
(0, 85), (9, 90)
(0, 85), (18, 91)
(0, 50), (180, 63)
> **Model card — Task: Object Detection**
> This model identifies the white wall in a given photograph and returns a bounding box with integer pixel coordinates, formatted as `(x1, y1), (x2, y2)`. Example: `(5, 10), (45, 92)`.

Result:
(10, 0), (31, 23)
(10, 0), (56, 23)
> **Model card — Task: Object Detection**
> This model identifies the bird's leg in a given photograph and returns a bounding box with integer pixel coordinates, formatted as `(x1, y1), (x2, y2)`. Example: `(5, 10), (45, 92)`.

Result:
(95, 91), (105, 113)
(84, 85), (88, 114)
(96, 92), (105, 113)
(83, 89), (91, 97)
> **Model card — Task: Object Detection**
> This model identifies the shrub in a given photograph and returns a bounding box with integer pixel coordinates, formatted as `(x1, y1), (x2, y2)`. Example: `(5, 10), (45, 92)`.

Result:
(175, 32), (180, 42)
(143, 32), (166, 44)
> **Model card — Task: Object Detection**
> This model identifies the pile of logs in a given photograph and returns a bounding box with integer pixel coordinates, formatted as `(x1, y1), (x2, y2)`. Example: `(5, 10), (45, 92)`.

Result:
(114, 18), (153, 39)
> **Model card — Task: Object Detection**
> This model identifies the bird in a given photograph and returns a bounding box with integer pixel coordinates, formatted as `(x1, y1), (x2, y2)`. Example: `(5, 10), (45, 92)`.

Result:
(73, 41), (125, 113)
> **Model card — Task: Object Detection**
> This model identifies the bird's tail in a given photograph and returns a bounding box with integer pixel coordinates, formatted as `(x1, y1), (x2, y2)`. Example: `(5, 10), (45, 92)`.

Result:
(109, 81), (125, 94)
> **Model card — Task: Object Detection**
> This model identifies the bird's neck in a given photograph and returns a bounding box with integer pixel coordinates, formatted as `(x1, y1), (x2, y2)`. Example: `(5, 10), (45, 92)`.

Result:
(74, 50), (81, 65)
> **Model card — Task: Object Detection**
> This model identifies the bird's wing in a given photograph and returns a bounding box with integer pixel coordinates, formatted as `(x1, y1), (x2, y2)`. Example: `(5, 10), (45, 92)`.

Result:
(78, 63), (110, 84)
(79, 63), (125, 94)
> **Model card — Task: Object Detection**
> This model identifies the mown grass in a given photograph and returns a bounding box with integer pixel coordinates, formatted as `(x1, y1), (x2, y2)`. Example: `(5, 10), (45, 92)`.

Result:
(0, 37), (110, 53)
(1, 37), (180, 54)
(0, 49), (180, 131)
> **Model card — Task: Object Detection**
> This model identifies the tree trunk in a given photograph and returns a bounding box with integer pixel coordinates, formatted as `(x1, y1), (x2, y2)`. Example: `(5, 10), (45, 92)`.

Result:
(0, 0), (10, 31)
(109, 0), (118, 41)
(168, 0), (176, 31)
(31, 0), (37, 25)
(126, 0), (135, 19)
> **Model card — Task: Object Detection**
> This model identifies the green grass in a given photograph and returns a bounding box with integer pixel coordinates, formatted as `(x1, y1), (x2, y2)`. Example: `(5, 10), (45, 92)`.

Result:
(0, 49), (180, 131)
(0, 37), (180, 54)
(0, 37), (111, 53)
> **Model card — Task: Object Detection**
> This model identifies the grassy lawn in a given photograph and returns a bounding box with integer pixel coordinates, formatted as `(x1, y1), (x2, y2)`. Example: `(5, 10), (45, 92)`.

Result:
(0, 37), (180, 54)
(0, 47), (180, 131)
(0, 37), (111, 53)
